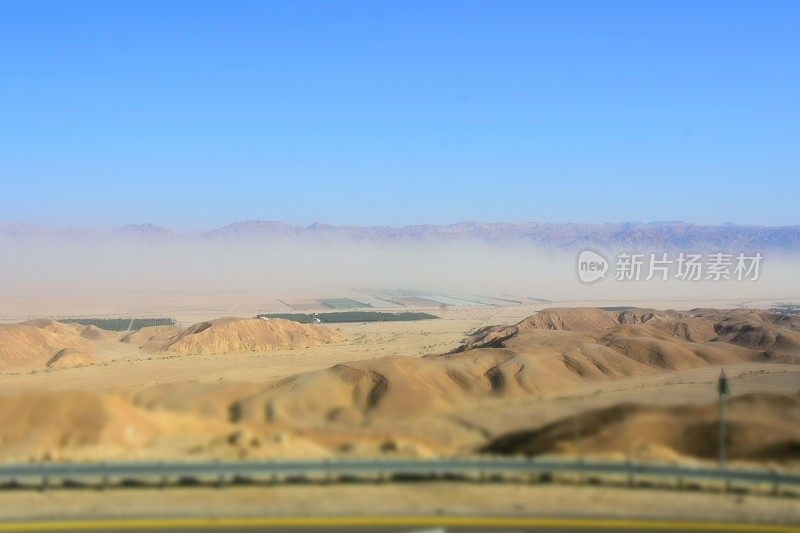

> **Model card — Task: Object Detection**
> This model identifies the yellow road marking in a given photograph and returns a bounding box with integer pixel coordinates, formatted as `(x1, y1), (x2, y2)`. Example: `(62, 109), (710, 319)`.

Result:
(0, 516), (797, 532)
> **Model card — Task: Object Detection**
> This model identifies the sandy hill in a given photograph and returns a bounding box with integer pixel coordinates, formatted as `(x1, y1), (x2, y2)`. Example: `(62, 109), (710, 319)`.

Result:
(77, 324), (119, 341)
(481, 392), (800, 463)
(0, 307), (797, 464)
(45, 348), (97, 368)
(0, 320), (105, 369)
(0, 389), (332, 462)
(120, 324), (184, 351)
(462, 307), (800, 368)
(155, 317), (345, 355)
(234, 308), (800, 426)
(237, 357), (464, 426)
(0, 390), (163, 460)
(0, 316), (345, 369)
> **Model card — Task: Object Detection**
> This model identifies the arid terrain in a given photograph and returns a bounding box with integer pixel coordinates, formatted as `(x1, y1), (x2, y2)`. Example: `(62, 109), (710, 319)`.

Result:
(0, 302), (798, 466)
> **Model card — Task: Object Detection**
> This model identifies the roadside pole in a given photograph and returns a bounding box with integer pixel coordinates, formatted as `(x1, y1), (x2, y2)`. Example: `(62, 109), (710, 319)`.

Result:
(718, 369), (730, 468)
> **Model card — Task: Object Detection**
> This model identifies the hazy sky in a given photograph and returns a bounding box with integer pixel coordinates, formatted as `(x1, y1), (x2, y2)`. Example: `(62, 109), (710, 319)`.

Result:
(1, 1), (798, 229)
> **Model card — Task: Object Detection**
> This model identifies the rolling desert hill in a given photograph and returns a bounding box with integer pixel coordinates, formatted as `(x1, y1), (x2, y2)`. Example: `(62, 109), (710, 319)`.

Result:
(0, 389), (329, 462)
(481, 392), (800, 463)
(0, 317), (346, 369)
(0, 390), (165, 460)
(120, 324), (185, 351)
(232, 308), (800, 427)
(45, 348), (97, 368)
(0, 320), (106, 369)
(157, 317), (346, 355)
(0, 307), (797, 463)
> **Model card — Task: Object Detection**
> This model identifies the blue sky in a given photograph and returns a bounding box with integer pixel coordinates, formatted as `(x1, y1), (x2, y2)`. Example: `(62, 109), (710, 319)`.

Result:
(1, 1), (798, 229)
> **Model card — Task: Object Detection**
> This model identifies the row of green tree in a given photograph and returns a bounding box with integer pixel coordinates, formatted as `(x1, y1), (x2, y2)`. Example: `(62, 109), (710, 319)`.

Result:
(61, 317), (177, 331)
(256, 311), (438, 324)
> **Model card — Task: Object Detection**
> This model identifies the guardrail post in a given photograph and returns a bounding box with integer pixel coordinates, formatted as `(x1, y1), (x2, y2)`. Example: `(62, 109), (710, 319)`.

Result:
(771, 470), (779, 497)
(216, 473), (225, 489)
(101, 475), (109, 491)
(479, 468), (485, 483)
(40, 476), (49, 491)
(526, 457), (535, 485)
(626, 460), (634, 488)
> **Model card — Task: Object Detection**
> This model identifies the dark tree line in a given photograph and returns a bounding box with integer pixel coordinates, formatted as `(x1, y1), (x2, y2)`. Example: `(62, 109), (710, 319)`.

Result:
(61, 318), (177, 331)
(256, 311), (438, 324)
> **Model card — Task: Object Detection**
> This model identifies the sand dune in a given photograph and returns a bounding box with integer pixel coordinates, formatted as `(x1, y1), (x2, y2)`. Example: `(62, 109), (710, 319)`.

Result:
(481, 392), (800, 463)
(120, 318), (345, 355)
(156, 317), (346, 355)
(0, 316), (345, 369)
(0, 320), (101, 369)
(234, 308), (800, 425)
(120, 324), (184, 350)
(0, 389), (330, 462)
(45, 348), (97, 368)
(0, 390), (164, 461)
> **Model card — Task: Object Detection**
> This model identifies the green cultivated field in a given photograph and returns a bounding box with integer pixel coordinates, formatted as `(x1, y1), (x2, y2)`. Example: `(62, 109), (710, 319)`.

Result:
(60, 318), (177, 331)
(318, 298), (372, 309)
(770, 303), (800, 315)
(256, 311), (438, 324)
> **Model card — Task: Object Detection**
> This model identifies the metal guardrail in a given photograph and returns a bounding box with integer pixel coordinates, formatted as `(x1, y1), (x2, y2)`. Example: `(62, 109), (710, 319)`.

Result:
(0, 457), (797, 493)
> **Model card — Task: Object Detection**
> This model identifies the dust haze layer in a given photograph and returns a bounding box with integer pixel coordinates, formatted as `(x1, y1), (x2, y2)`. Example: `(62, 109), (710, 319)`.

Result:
(1, 236), (799, 320)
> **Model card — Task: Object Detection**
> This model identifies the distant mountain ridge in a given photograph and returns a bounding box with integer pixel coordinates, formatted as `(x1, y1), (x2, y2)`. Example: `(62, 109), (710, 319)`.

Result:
(1, 220), (799, 252)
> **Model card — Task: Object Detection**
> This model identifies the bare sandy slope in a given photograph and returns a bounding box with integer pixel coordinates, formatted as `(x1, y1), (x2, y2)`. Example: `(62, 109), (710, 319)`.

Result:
(215, 363), (799, 463)
(0, 312), (474, 390)
(0, 317), (346, 371)
(0, 306), (797, 465)
(0, 310), (480, 462)
(0, 388), (335, 463)
(45, 348), (97, 368)
(155, 317), (345, 355)
(483, 392), (800, 462)
(230, 307), (800, 428)
(0, 320), (119, 369)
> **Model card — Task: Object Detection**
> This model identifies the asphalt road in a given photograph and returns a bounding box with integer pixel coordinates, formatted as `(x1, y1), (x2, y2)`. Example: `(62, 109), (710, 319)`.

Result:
(0, 517), (796, 533)
(40, 529), (798, 533)
(30, 528), (779, 533)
